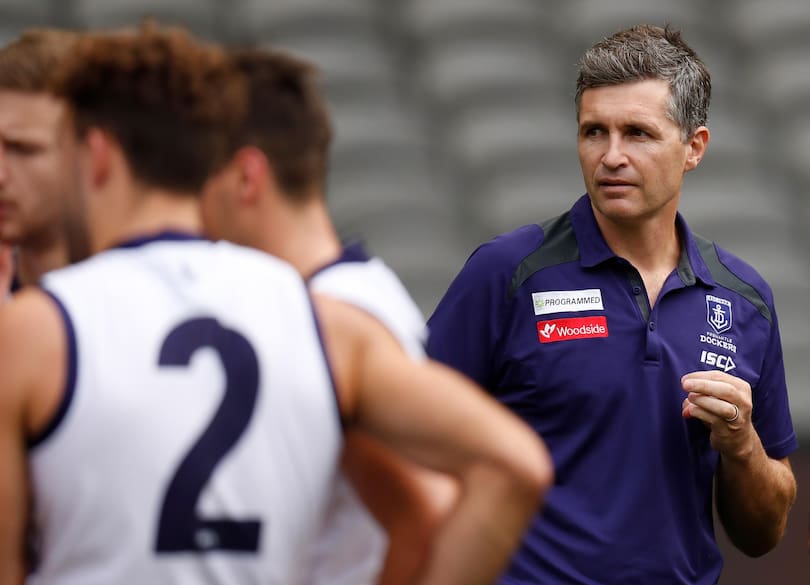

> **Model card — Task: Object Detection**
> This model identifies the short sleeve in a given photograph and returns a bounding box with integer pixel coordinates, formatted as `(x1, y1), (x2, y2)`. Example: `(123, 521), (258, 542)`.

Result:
(751, 308), (799, 459)
(426, 229), (532, 390)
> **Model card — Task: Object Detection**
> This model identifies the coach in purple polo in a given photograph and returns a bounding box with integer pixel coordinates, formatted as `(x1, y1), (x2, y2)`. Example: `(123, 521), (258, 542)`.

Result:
(427, 24), (797, 585)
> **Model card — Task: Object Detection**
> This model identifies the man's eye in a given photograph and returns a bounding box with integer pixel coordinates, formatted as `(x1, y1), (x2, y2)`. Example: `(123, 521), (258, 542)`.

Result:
(5, 140), (39, 155)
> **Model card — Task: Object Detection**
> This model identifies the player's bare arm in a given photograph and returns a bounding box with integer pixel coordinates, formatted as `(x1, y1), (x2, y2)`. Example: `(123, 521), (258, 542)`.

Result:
(341, 431), (458, 585)
(682, 370), (797, 556)
(0, 288), (67, 584)
(314, 293), (553, 585)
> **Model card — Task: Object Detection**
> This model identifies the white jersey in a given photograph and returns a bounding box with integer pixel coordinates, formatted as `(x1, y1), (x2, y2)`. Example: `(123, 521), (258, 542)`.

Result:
(29, 234), (342, 585)
(304, 242), (427, 585)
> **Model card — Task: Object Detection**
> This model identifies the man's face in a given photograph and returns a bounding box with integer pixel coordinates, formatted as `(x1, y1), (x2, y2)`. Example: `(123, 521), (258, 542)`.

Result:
(0, 90), (72, 247)
(577, 79), (701, 226)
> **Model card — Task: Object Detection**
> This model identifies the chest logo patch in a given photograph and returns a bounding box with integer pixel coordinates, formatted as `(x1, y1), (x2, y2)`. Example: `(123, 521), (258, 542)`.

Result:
(532, 289), (603, 315)
(537, 316), (608, 343)
(700, 350), (736, 373)
(706, 294), (733, 334)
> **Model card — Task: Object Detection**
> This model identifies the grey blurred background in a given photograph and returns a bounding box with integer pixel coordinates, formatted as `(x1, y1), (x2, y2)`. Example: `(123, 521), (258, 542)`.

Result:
(3, 0), (808, 581)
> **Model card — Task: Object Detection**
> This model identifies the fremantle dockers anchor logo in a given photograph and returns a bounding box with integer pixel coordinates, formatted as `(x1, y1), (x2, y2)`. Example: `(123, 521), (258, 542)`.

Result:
(706, 294), (733, 334)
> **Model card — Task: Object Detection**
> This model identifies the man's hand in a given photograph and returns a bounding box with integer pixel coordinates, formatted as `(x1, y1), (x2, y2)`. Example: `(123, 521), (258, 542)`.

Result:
(0, 245), (14, 301)
(683, 369), (797, 556)
(681, 370), (756, 461)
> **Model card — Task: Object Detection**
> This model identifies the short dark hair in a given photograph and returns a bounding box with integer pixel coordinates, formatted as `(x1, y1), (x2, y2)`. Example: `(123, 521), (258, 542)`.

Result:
(228, 47), (333, 202)
(52, 22), (246, 194)
(575, 24), (711, 140)
(0, 28), (79, 92)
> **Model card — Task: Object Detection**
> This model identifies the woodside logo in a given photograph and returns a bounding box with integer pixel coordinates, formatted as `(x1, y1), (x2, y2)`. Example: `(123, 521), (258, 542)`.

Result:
(537, 316), (609, 343)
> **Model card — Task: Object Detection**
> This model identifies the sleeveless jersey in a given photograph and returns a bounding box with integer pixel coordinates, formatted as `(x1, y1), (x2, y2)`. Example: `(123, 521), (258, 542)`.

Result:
(303, 243), (427, 585)
(29, 234), (342, 585)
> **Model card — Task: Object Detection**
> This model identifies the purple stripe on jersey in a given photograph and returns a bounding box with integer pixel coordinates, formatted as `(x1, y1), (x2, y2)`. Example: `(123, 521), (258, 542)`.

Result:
(112, 231), (207, 250)
(27, 291), (78, 449)
(307, 241), (371, 282)
(305, 294), (346, 431)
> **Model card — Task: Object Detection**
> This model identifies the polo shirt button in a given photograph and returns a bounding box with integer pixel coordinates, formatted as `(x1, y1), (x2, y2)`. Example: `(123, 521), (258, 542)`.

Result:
(649, 321), (656, 331)
(632, 286), (642, 295)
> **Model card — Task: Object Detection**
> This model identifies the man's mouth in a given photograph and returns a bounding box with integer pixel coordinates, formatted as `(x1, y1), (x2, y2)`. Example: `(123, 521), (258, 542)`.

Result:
(598, 178), (634, 187)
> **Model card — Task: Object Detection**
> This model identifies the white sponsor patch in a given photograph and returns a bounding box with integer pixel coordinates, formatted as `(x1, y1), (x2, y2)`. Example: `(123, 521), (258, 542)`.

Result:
(532, 289), (604, 315)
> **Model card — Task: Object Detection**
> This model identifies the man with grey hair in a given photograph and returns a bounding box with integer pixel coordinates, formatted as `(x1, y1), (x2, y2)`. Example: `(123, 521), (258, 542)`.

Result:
(427, 24), (797, 584)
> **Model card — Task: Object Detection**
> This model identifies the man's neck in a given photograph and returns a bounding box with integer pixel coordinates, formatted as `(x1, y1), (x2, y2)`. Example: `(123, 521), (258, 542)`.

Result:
(596, 212), (681, 308)
(94, 189), (203, 253)
(260, 199), (342, 280)
(593, 206), (680, 272)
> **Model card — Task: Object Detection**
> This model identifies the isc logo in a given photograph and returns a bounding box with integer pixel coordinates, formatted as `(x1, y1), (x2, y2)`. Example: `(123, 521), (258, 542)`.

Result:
(700, 350), (736, 373)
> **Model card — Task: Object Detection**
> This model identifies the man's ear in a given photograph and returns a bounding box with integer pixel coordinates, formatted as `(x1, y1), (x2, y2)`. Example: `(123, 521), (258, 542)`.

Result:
(85, 127), (113, 189)
(233, 145), (275, 206)
(685, 126), (710, 173)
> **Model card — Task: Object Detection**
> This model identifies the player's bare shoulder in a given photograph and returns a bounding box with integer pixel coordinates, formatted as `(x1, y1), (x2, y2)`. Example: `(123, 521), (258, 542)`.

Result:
(0, 287), (67, 434)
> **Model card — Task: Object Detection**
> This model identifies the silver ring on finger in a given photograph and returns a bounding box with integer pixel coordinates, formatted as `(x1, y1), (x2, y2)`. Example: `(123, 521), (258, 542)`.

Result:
(724, 403), (739, 423)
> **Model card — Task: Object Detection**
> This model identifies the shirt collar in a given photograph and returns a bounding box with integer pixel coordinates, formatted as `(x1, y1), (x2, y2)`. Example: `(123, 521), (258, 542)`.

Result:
(112, 231), (207, 250)
(568, 194), (714, 286)
(307, 240), (371, 281)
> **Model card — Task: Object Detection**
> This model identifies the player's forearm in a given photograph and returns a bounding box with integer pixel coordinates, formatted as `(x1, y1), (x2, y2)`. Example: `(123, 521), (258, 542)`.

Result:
(414, 463), (547, 585)
(342, 432), (457, 585)
(715, 440), (796, 557)
(373, 472), (458, 585)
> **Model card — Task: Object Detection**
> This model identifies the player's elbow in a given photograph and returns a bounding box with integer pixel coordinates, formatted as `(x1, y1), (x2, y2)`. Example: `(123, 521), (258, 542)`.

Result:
(735, 529), (784, 558)
(517, 436), (555, 504)
(492, 432), (555, 510)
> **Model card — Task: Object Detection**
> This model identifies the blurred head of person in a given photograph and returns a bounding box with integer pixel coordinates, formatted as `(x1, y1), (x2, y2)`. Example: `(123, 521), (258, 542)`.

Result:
(51, 21), (247, 257)
(201, 47), (333, 250)
(0, 28), (79, 255)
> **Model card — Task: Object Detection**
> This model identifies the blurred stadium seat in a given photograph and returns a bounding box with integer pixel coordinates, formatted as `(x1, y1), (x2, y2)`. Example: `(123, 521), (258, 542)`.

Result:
(0, 0), (56, 26)
(731, 0), (810, 48)
(399, 0), (549, 44)
(72, 0), (221, 39)
(225, 0), (379, 44)
(410, 36), (563, 120)
(264, 33), (400, 108)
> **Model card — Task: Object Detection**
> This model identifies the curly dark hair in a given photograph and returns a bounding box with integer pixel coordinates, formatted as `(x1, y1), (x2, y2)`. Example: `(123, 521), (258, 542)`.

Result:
(52, 22), (247, 194)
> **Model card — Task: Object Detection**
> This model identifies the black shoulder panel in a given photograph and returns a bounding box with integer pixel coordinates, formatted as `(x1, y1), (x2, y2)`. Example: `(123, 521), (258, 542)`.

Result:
(693, 234), (772, 323)
(509, 213), (579, 299)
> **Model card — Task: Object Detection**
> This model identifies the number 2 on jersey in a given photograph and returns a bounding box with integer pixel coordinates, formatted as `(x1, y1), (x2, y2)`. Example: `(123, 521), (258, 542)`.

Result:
(155, 317), (262, 553)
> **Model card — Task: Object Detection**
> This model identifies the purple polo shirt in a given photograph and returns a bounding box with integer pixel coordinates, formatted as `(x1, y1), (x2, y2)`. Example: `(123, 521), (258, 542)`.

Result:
(427, 195), (797, 585)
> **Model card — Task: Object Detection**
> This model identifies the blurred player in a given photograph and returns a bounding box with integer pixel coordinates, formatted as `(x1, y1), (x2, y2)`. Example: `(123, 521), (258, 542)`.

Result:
(0, 29), (83, 292)
(202, 47), (456, 585)
(0, 24), (552, 585)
